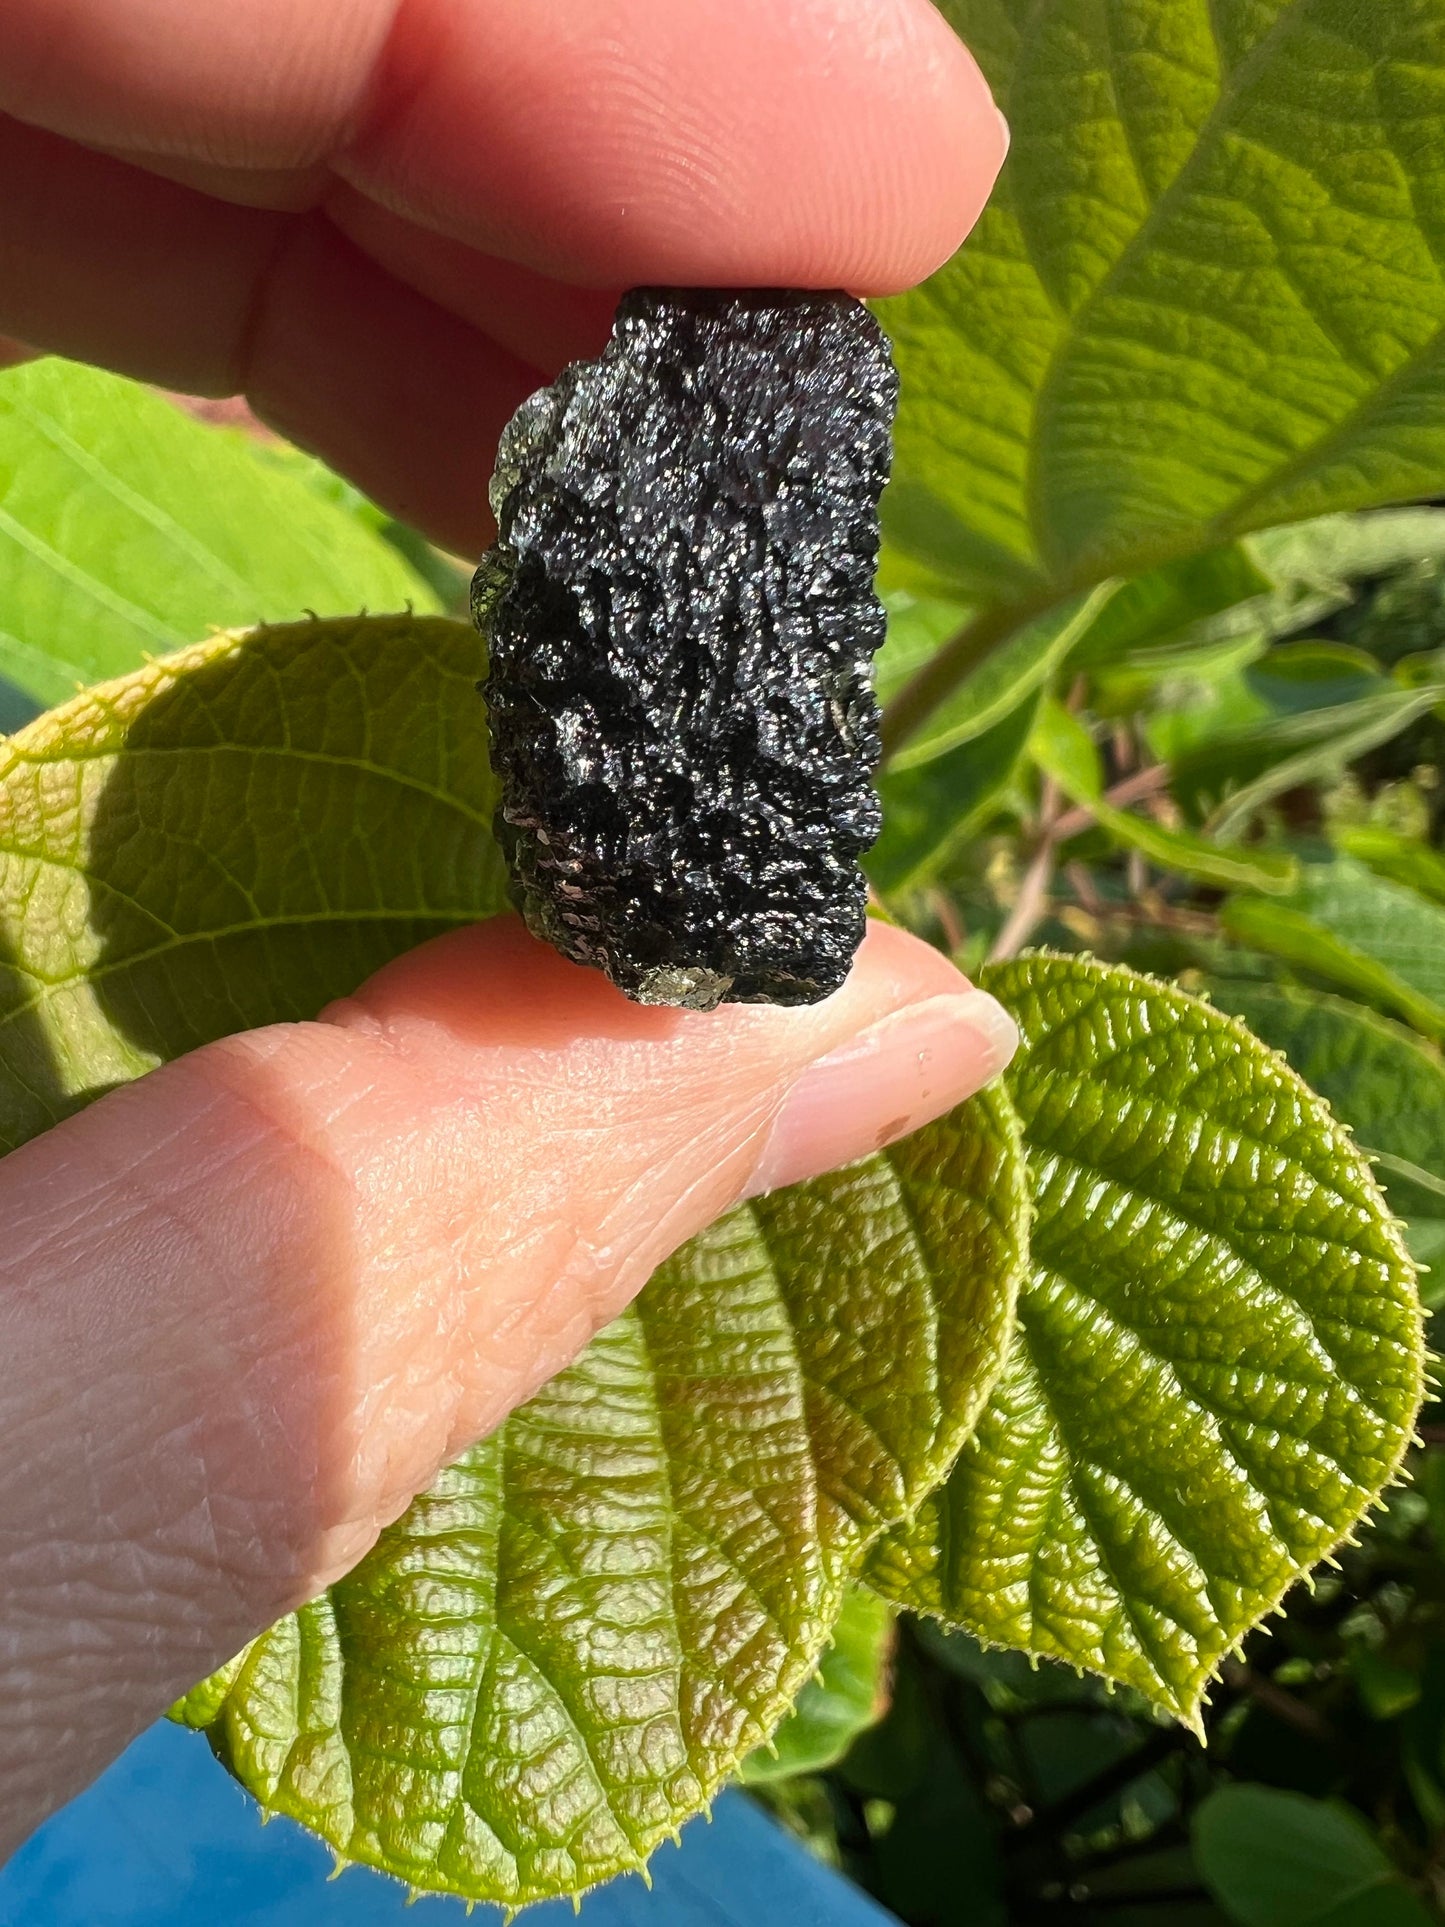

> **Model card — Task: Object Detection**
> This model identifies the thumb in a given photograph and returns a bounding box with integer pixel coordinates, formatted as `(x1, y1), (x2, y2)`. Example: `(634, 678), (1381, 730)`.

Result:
(0, 914), (1014, 1842)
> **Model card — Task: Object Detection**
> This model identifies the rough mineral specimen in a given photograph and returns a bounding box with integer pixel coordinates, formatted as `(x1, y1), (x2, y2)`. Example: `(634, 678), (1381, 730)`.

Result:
(472, 287), (898, 1010)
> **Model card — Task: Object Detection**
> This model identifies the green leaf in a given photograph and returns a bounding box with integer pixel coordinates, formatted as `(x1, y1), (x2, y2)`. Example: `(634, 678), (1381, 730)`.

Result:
(1204, 681), (1445, 839)
(1167, 644), (1389, 769)
(877, 0), (1445, 752)
(1193, 1785), (1435, 1927)
(0, 613), (505, 1149)
(739, 1586), (894, 1785)
(1223, 862), (1445, 1040)
(1256, 508), (1445, 590)
(0, 360), (439, 705)
(0, 616), (1030, 1903)
(1245, 644), (1387, 718)
(1067, 541), (1283, 670)
(1029, 694), (1103, 801)
(868, 694), (1037, 897)
(1164, 676), (1431, 822)
(1092, 803), (1300, 896)
(882, 584), (1116, 770)
(865, 954), (1424, 1724)
(886, 2), (1445, 596)
(874, 591), (974, 708)
(1335, 826), (1445, 906)
(1203, 979), (1445, 1278)
(179, 1086), (1028, 1905)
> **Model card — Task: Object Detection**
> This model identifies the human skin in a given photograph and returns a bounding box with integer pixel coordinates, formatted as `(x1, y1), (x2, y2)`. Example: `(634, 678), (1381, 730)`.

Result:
(0, 0), (1011, 1851)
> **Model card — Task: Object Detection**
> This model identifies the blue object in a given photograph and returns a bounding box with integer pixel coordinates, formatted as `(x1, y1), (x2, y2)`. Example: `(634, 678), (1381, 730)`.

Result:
(2, 1722), (897, 1925)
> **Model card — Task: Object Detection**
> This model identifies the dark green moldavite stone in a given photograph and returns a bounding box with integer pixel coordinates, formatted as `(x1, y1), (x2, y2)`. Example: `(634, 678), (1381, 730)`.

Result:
(472, 288), (898, 1010)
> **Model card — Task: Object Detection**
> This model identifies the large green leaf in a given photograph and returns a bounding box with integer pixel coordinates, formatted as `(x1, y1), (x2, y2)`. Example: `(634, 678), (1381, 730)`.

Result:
(1205, 979), (1445, 1275)
(866, 954), (1424, 1724)
(0, 613), (504, 1148)
(879, 0), (1445, 746)
(0, 360), (439, 705)
(0, 617), (1029, 1901)
(175, 1088), (1026, 1905)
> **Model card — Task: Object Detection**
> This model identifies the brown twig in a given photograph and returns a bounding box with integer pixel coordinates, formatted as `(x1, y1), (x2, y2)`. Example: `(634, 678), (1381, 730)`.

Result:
(1064, 861), (1105, 916)
(1221, 1659), (1336, 1743)
(928, 888), (967, 954)
(990, 778), (1062, 961)
(1053, 764), (1171, 842)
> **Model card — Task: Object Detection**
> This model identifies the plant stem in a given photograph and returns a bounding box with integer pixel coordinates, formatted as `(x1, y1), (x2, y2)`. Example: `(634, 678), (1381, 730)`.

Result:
(1005, 1726), (1188, 1852)
(879, 602), (1029, 762)
(1052, 765), (1171, 842)
(1220, 1659), (1336, 1742)
(990, 778), (1061, 961)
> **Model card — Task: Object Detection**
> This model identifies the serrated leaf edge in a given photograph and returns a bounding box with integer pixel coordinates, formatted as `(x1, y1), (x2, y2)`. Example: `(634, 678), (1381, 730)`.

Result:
(878, 951), (1427, 1734)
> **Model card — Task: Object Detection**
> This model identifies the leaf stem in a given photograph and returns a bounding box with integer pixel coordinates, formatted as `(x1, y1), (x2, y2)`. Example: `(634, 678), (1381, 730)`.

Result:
(879, 601), (1029, 763)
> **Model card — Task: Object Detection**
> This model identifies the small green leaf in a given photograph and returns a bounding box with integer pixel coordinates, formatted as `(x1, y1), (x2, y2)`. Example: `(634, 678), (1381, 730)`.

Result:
(1223, 862), (1445, 1041)
(0, 360), (439, 705)
(866, 954), (1423, 1724)
(883, 585), (1116, 770)
(0, 614), (506, 1148)
(1203, 980), (1445, 1280)
(1335, 826), (1445, 907)
(1193, 1785), (1434, 1927)
(868, 695), (1037, 896)
(1029, 696), (1103, 802)
(1204, 681), (1445, 839)
(739, 1586), (894, 1785)
(184, 1086), (1029, 1906)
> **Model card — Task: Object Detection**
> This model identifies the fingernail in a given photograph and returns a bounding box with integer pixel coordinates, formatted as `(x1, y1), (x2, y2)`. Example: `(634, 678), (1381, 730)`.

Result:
(746, 990), (1019, 1198)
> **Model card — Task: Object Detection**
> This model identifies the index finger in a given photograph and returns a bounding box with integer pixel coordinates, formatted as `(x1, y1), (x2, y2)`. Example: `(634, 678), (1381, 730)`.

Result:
(0, 0), (1005, 292)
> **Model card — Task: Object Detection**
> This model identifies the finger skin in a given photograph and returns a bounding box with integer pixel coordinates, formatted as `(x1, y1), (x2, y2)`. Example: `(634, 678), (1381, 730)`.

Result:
(0, 116), (282, 394)
(0, 917), (1008, 1846)
(244, 218), (546, 554)
(0, 0), (1006, 546)
(0, 0), (1004, 289)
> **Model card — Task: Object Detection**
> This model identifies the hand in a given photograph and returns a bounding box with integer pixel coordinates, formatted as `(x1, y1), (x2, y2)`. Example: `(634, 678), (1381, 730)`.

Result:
(0, 0), (1012, 1850)
(0, 0), (1006, 553)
